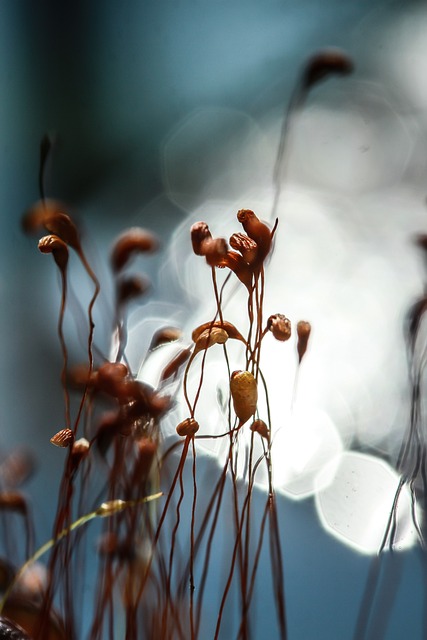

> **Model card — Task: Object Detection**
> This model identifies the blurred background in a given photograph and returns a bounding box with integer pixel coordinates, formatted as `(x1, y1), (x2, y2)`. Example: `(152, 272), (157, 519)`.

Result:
(2, 0), (427, 637)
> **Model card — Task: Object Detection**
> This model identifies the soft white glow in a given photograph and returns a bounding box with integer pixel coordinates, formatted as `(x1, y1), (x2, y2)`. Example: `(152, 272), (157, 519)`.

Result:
(315, 452), (419, 554)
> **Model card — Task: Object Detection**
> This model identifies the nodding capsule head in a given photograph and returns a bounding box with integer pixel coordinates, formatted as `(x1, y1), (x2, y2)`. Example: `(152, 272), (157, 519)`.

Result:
(116, 274), (150, 305)
(230, 370), (258, 425)
(71, 438), (90, 464)
(301, 49), (354, 92)
(43, 212), (80, 251)
(229, 232), (258, 264)
(38, 234), (69, 270)
(96, 362), (129, 398)
(111, 227), (159, 272)
(176, 418), (199, 437)
(296, 320), (312, 363)
(236, 209), (272, 264)
(202, 237), (228, 267)
(149, 326), (182, 351)
(267, 314), (292, 342)
(0, 492), (27, 513)
(192, 320), (246, 344)
(218, 251), (253, 290)
(193, 327), (229, 354)
(250, 419), (269, 440)
(50, 428), (74, 448)
(190, 221), (212, 256)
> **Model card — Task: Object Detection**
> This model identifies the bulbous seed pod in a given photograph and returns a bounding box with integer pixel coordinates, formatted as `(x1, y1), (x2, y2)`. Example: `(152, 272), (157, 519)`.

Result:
(296, 320), (312, 363)
(301, 48), (354, 92)
(111, 227), (159, 272)
(193, 327), (229, 355)
(250, 419), (269, 439)
(190, 221), (212, 255)
(230, 370), (257, 425)
(176, 418), (199, 437)
(192, 320), (245, 344)
(236, 209), (272, 265)
(202, 237), (228, 267)
(149, 326), (182, 351)
(267, 314), (291, 342)
(38, 234), (69, 270)
(229, 232), (258, 264)
(50, 428), (74, 448)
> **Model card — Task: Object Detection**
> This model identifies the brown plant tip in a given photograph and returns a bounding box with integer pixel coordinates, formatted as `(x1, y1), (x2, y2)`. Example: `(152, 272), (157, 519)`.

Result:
(0, 492), (27, 512)
(50, 428), (74, 448)
(296, 320), (312, 363)
(71, 437), (90, 461)
(194, 327), (229, 354)
(302, 49), (354, 91)
(202, 237), (228, 267)
(38, 234), (69, 269)
(267, 314), (292, 342)
(96, 362), (129, 398)
(250, 419), (269, 440)
(149, 327), (182, 351)
(43, 212), (80, 251)
(22, 199), (70, 235)
(176, 418), (200, 437)
(160, 347), (191, 382)
(229, 232), (258, 264)
(230, 370), (258, 425)
(236, 209), (272, 265)
(192, 320), (246, 344)
(111, 228), (159, 272)
(116, 275), (150, 305)
(190, 221), (212, 255)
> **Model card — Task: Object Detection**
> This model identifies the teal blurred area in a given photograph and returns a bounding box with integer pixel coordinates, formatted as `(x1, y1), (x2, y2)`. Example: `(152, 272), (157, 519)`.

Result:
(0, 1), (426, 638)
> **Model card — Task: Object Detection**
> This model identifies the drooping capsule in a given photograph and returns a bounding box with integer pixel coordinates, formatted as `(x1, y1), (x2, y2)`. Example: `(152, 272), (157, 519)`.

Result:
(176, 418), (200, 437)
(230, 370), (257, 425)
(250, 418), (269, 440)
(296, 320), (311, 363)
(267, 314), (291, 342)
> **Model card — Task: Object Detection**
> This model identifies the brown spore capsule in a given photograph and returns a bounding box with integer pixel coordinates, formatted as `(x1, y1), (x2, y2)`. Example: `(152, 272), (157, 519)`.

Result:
(250, 419), (269, 440)
(296, 320), (312, 363)
(96, 362), (129, 398)
(267, 314), (292, 342)
(190, 221), (212, 255)
(193, 327), (229, 354)
(160, 347), (192, 382)
(43, 212), (81, 251)
(192, 320), (246, 344)
(50, 428), (74, 448)
(230, 370), (258, 425)
(301, 48), (354, 92)
(229, 232), (258, 264)
(176, 418), (200, 437)
(38, 234), (69, 270)
(202, 237), (228, 267)
(0, 492), (27, 513)
(116, 275), (150, 305)
(149, 326), (182, 351)
(236, 209), (272, 265)
(71, 438), (90, 463)
(111, 227), (159, 272)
